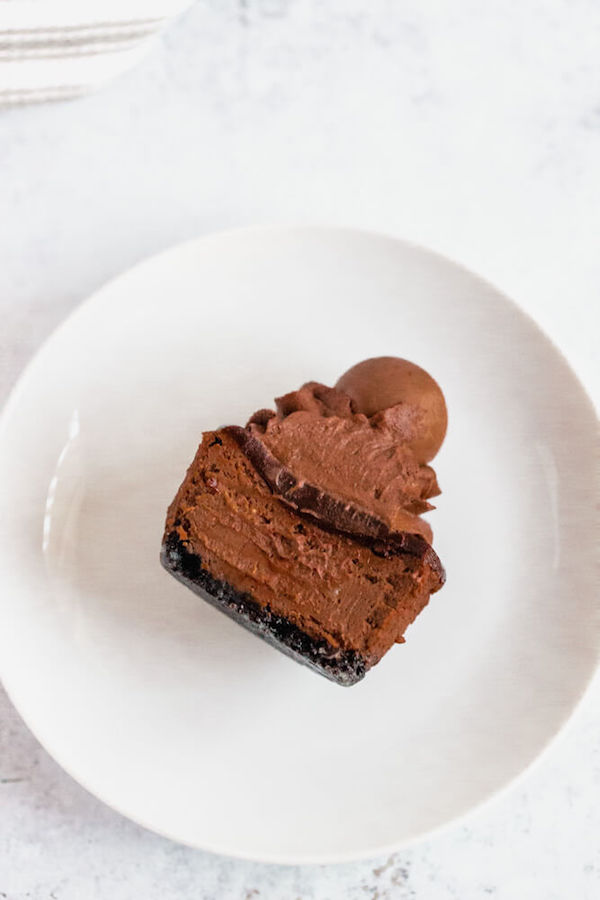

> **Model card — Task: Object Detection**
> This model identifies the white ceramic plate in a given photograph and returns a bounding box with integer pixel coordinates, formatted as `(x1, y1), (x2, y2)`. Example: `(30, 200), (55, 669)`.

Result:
(1, 227), (598, 864)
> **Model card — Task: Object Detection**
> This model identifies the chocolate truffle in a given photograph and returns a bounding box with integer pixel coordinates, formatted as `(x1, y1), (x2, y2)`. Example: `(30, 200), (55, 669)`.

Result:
(336, 356), (447, 464)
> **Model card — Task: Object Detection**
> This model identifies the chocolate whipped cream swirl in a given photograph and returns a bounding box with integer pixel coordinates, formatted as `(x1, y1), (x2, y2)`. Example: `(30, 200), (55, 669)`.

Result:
(226, 373), (444, 548)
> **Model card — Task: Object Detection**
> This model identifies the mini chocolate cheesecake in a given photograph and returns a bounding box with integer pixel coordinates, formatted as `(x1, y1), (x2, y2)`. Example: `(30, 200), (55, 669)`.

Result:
(161, 358), (447, 686)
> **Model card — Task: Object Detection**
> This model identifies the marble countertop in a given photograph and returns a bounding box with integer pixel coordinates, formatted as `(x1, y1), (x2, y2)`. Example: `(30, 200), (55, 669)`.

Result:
(1, 1), (599, 897)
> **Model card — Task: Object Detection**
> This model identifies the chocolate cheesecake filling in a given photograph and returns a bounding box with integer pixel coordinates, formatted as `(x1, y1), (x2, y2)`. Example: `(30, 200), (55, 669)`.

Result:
(165, 430), (444, 663)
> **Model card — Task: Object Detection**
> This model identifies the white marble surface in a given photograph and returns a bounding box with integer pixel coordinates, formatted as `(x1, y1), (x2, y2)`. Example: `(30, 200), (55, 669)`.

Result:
(1, 1), (599, 897)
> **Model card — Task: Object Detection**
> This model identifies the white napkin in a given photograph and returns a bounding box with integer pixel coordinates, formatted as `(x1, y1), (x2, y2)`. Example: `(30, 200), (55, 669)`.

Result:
(0, 0), (193, 105)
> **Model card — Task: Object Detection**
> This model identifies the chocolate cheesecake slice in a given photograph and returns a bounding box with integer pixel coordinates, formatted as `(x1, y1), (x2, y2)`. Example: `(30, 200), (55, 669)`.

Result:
(161, 357), (447, 686)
